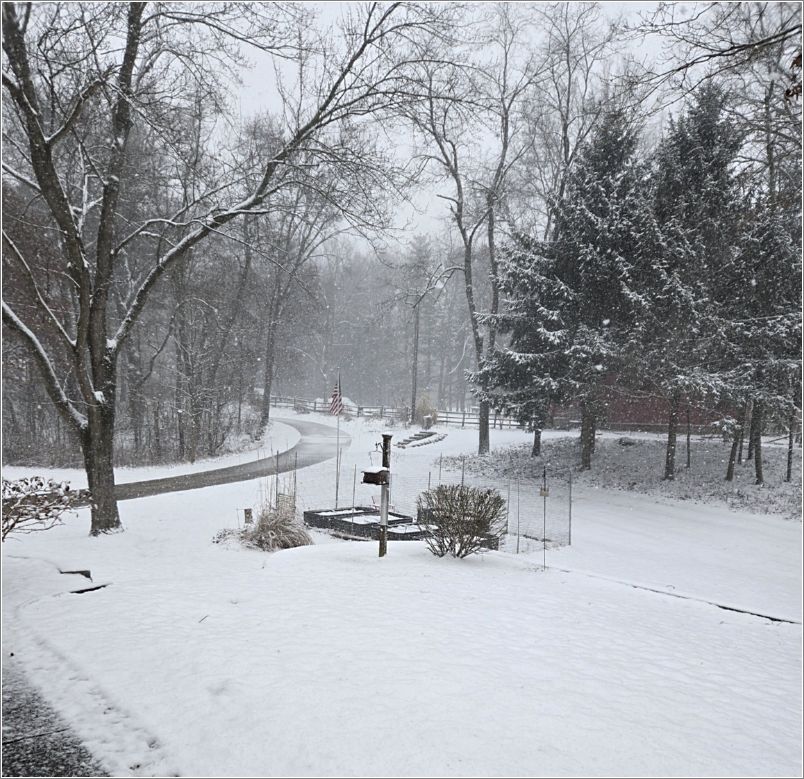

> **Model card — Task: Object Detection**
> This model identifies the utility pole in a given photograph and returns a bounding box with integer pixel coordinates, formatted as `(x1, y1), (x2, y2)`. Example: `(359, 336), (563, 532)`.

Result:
(379, 433), (392, 557)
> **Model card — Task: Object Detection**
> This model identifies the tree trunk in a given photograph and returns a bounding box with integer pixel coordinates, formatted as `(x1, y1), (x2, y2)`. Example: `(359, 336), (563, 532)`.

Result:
(725, 404), (746, 482)
(410, 303), (420, 425)
(738, 400), (750, 464)
(260, 323), (276, 429)
(82, 401), (122, 535)
(153, 402), (162, 461)
(746, 400), (756, 461)
(664, 391), (681, 480)
(752, 399), (764, 485)
(478, 400), (490, 454)
(580, 402), (595, 470)
(685, 406), (691, 468)
(787, 407), (796, 483)
(531, 427), (542, 457)
(531, 401), (547, 457)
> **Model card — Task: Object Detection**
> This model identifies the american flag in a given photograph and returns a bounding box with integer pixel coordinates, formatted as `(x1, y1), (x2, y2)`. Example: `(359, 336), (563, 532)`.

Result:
(329, 376), (343, 416)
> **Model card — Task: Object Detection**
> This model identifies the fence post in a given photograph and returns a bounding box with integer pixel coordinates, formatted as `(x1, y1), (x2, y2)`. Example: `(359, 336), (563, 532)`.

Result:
(461, 411), (466, 428)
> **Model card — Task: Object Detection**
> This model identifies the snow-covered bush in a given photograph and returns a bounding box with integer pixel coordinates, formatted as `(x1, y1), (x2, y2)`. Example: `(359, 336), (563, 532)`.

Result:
(2, 477), (79, 541)
(417, 484), (506, 558)
(242, 505), (312, 552)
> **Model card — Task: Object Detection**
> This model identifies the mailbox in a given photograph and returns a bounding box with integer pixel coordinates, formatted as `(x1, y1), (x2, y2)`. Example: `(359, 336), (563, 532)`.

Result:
(362, 466), (390, 485)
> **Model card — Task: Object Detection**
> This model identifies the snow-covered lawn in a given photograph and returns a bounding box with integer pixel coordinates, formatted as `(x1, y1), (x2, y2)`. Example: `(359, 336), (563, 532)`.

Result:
(450, 432), (802, 519)
(2, 414), (801, 777)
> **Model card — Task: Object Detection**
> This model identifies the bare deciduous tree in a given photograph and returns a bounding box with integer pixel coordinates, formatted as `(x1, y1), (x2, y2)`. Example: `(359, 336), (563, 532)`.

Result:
(2, 1), (451, 535)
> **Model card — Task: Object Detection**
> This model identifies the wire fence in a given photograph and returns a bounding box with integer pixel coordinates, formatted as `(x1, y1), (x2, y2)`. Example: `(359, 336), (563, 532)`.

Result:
(302, 456), (573, 554)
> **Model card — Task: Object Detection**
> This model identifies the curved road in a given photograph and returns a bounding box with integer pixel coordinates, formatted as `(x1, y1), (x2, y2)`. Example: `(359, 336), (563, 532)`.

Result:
(114, 417), (348, 501)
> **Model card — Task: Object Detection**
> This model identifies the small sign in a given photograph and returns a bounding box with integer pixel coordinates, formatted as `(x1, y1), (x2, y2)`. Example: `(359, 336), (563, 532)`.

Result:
(539, 487), (549, 497)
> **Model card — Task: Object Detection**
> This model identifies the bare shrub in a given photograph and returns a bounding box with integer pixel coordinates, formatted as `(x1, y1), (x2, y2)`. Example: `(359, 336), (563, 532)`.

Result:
(2, 477), (79, 541)
(417, 484), (506, 558)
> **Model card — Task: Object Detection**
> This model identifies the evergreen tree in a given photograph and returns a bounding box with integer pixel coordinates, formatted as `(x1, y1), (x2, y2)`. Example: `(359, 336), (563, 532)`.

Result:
(474, 108), (652, 467)
(719, 200), (802, 484)
(635, 85), (744, 480)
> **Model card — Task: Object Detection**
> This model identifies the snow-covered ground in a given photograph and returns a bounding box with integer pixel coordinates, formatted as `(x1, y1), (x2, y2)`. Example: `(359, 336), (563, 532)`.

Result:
(2, 414), (802, 777)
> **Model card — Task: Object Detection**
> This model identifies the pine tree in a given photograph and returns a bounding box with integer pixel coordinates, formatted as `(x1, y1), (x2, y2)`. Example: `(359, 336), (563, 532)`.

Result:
(719, 200), (802, 484)
(635, 85), (744, 480)
(474, 108), (652, 468)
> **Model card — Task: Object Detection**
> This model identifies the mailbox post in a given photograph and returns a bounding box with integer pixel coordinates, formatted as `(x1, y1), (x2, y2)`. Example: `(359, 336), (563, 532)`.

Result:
(379, 433), (391, 557)
(361, 433), (393, 557)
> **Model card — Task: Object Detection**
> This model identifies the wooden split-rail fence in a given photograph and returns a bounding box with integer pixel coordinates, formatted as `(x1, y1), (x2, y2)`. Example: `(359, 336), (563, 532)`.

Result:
(268, 395), (524, 429)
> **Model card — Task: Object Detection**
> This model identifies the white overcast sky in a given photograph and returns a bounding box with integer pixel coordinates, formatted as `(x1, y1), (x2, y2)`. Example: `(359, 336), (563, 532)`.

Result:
(233, 1), (664, 250)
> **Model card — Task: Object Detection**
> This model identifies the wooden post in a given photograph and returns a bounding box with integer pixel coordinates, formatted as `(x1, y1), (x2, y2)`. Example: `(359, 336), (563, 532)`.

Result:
(379, 433), (392, 557)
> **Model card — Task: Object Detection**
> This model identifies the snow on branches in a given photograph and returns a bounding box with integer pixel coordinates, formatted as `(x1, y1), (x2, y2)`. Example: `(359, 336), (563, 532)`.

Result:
(1, 477), (80, 541)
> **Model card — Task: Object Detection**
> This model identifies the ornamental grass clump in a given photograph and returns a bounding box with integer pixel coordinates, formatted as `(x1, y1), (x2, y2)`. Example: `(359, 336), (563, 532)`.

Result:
(242, 504), (312, 552)
(417, 484), (506, 558)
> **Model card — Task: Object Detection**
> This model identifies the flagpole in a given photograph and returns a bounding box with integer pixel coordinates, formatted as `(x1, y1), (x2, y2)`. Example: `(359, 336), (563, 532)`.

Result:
(335, 368), (341, 508)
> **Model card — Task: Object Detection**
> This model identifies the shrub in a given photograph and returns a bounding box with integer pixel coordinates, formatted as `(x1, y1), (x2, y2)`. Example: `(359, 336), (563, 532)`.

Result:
(416, 484), (506, 558)
(242, 504), (312, 552)
(2, 477), (79, 541)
